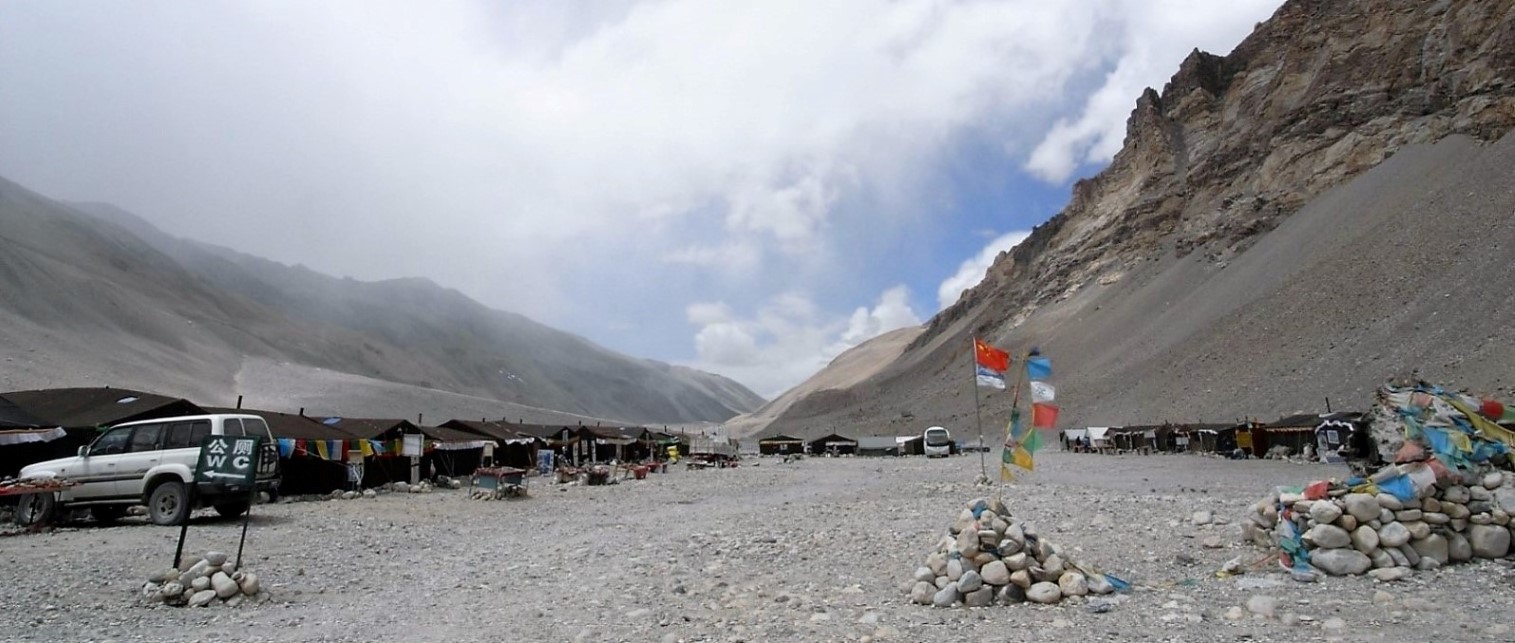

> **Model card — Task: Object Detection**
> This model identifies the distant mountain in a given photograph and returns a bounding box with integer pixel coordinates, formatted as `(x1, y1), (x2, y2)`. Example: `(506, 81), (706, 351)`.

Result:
(739, 0), (1515, 440)
(0, 181), (762, 424)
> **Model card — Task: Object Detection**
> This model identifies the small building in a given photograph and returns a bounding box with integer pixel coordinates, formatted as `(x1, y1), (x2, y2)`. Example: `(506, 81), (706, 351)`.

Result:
(808, 433), (857, 456)
(1313, 413), (1366, 463)
(1253, 413), (1329, 458)
(757, 434), (804, 455)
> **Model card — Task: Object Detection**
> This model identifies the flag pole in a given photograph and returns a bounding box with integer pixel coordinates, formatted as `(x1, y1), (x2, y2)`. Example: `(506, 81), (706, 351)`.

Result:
(970, 337), (986, 481)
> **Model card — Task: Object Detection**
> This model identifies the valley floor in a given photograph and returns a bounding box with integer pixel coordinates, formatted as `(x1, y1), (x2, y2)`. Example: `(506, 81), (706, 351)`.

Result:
(2, 451), (1514, 642)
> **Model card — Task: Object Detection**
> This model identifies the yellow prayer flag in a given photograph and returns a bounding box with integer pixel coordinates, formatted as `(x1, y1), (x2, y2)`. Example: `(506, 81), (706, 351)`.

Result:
(1012, 446), (1035, 471)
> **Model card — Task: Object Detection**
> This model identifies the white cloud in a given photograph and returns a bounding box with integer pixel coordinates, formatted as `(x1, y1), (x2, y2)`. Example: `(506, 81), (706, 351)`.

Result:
(938, 230), (1032, 309)
(1025, 0), (1281, 182)
(0, 0), (1284, 396)
(688, 286), (921, 397)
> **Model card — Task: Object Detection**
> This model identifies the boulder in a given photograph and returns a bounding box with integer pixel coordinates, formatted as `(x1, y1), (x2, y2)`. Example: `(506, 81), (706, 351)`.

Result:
(1351, 525), (1380, 553)
(1308, 524), (1351, 549)
(1468, 524), (1511, 558)
(238, 572), (260, 596)
(1378, 522), (1411, 548)
(932, 584), (960, 608)
(1003, 552), (1029, 571)
(1311, 548), (1372, 576)
(188, 589), (217, 608)
(1410, 534), (1449, 565)
(1057, 572), (1088, 597)
(211, 572), (240, 599)
(910, 582), (934, 605)
(980, 560), (1011, 586)
(1026, 582), (1062, 604)
(1343, 494), (1381, 522)
(1309, 501), (1344, 524)
(957, 570), (983, 593)
(964, 587), (993, 607)
(946, 558), (964, 582)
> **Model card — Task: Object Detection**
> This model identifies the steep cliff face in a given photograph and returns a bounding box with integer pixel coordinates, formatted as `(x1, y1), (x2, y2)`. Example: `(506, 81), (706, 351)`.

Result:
(936, 0), (1515, 345)
(748, 0), (1515, 439)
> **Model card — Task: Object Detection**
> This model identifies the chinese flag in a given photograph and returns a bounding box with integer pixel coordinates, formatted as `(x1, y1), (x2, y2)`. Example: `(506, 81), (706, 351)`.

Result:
(1032, 403), (1060, 429)
(974, 338), (1010, 372)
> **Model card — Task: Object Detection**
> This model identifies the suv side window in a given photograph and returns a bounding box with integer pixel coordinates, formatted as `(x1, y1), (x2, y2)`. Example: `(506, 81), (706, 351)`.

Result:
(91, 427), (131, 455)
(129, 423), (164, 452)
(164, 422), (193, 449)
(223, 418), (244, 436)
(243, 418), (270, 438)
(188, 420), (212, 445)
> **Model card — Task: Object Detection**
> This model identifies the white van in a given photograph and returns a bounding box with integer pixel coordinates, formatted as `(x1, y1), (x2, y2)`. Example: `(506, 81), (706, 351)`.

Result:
(923, 426), (952, 458)
(16, 414), (281, 526)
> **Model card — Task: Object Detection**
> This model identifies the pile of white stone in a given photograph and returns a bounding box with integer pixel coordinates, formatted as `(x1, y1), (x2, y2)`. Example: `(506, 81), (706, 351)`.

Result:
(1243, 468), (1515, 578)
(909, 496), (1119, 607)
(139, 552), (268, 608)
(470, 484), (527, 500)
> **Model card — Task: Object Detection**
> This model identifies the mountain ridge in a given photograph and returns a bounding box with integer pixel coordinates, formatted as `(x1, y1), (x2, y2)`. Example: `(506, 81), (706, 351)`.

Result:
(0, 181), (762, 425)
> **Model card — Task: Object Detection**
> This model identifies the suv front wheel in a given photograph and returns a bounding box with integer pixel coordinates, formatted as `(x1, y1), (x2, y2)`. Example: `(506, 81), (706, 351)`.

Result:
(14, 492), (56, 526)
(148, 481), (190, 526)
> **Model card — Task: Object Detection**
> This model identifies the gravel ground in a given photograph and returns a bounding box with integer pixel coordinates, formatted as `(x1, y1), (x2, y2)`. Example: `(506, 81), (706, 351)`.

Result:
(3, 451), (1515, 642)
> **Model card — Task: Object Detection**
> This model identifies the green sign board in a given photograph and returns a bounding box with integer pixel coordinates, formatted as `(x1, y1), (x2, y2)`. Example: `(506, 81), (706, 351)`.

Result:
(194, 435), (263, 486)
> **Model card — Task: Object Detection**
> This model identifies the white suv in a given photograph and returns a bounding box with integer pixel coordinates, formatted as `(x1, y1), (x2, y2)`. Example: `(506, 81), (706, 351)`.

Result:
(17, 414), (281, 526)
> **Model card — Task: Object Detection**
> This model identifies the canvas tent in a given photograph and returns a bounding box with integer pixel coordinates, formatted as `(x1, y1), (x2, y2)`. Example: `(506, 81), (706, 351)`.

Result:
(808, 433), (857, 456)
(757, 434), (804, 455)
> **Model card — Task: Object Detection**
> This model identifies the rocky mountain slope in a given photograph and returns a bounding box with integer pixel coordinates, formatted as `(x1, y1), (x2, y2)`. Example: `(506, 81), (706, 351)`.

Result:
(0, 181), (762, 424)
(745, 0), (1515, 439)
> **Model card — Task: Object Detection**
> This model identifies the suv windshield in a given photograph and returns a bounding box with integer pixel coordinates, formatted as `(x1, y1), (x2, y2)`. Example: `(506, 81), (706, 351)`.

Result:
(90, 427), (131, 455)
(925, 429), (951, 446)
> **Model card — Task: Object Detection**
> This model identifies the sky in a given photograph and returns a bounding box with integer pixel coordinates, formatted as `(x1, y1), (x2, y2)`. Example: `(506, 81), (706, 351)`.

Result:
(0, 0), (1282, 398)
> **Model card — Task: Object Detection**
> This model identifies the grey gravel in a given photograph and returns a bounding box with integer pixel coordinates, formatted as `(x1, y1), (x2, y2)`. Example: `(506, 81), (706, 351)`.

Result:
(3, 452), (1514, 642)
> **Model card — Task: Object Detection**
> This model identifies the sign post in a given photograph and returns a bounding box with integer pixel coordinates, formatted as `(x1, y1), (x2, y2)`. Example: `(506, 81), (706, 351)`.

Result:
(172, 434), (263, 569)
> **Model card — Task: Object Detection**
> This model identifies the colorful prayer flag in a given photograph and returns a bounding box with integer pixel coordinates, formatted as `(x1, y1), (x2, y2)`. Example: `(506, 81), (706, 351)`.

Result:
(1030, 381), (1056, 402)
(359, 438), (375, 457)
(1023, 427), (1044, 454)
(1032, 402), (1059, 429)
(1011, 446), (1035, 471)
(974, 338), (1010, 372)
(1026, 357), (1053, 381)
(976, 365), (1007, 390)
(314, 440), (330, 460)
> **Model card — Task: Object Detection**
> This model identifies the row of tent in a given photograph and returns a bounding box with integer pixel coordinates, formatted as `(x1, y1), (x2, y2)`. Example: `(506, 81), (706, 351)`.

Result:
(0, 387), (727, 495)
(1059, 413), (1372, 459)
(754, 433), (959, 456)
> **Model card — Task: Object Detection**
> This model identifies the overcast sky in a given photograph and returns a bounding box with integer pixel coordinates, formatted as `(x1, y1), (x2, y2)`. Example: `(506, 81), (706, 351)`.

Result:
(0, 0), (1281, 398)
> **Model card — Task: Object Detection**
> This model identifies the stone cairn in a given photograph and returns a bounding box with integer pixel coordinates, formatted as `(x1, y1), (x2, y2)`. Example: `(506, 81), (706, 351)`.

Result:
(910, 496), (1120, 607)
(139, 552), (269, 608)
(1244, 383), (1515, 579)
(1244, 467), (1514, 579)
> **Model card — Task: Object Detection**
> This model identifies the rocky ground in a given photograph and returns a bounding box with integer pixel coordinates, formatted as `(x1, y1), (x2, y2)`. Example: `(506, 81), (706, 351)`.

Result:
(3, 451), (1515, 642)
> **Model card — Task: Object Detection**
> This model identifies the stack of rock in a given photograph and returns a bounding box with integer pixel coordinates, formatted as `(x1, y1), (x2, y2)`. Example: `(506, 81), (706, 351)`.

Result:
(1244, 468), (1515, 578)
(470, 485), (527, 500)
(139, 552), (268, 608)
(328, 488), (380, 500)
(909, 496), (1119, 607)
(392, 480), (436, 494)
